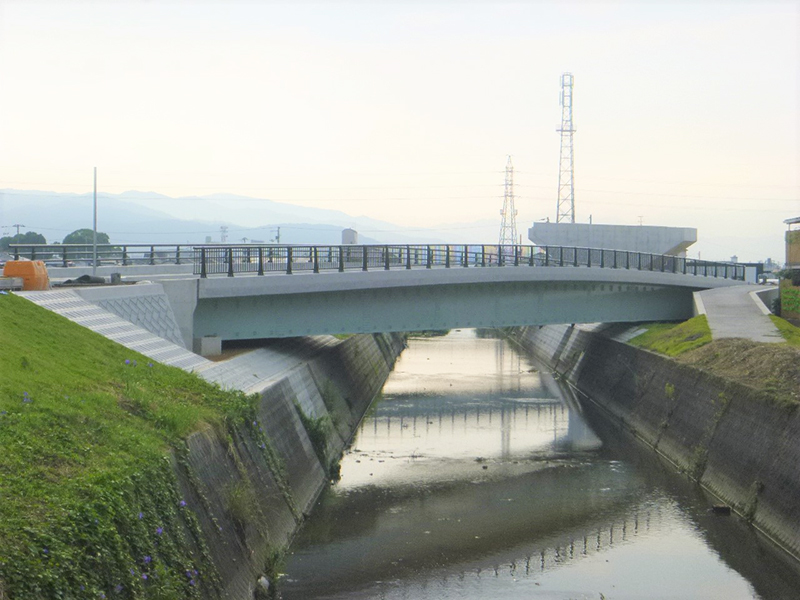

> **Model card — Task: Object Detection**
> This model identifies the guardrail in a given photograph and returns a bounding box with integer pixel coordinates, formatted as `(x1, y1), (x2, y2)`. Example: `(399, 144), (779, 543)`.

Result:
(192, 244), (746, 280)
(8, 243), (195, 267)
(8, 243), (745, 280)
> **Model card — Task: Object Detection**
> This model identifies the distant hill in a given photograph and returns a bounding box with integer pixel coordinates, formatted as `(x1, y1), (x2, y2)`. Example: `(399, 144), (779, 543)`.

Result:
(1, 189), (501, 246)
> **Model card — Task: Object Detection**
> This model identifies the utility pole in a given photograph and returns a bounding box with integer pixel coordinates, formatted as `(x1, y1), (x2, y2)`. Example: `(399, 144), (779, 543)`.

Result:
(556, 72), (576, 223)
(12, 223), (25, 236)
(498, 156), (518, 254)
(220, 225), (228, 243)
(92, 167), (98, 276)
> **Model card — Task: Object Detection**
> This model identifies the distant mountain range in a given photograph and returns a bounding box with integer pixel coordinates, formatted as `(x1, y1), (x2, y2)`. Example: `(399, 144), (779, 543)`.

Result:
(0, 189), (500, 246)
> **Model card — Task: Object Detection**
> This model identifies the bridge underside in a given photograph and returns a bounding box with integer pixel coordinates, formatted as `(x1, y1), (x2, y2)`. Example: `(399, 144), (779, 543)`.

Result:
(193, 279), (696, 340)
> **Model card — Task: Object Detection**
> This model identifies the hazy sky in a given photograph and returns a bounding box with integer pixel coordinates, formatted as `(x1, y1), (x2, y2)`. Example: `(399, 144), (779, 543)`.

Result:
(1, 1), (798, 260)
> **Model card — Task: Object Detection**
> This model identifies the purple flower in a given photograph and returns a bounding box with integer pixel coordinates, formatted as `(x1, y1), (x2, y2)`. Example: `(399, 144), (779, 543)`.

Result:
(189, 579), (195, 586)
(143, 555), (151, 564)
(142, 573), (148, 580)
(147, 363), (153, 368)
(43, 548), (48, 554)
(252, 420), (257, 427)
(100, 594), (106, 599)
(179, 500), (187, 507)
(156, 527), (163, 535)
(22, 392), (31, 403)
(138, 512), (143, 520)
(129, 568), (135, 576)
(114, 583), (123, 593)
(124, 359), (130, 365)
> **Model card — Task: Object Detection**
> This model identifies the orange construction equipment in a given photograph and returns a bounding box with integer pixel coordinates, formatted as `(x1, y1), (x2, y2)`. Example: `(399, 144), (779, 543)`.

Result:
(3, 260), (50, 291)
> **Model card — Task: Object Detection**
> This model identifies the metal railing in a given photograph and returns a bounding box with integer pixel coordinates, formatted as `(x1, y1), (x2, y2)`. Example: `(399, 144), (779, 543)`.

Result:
(7, 243), (745, 281)
(191, 244), (746, 281)
(8, 243), (196, 267)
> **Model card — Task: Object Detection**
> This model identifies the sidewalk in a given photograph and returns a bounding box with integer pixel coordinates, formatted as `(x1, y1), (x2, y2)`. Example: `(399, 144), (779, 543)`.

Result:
(696, 285), (783, 344)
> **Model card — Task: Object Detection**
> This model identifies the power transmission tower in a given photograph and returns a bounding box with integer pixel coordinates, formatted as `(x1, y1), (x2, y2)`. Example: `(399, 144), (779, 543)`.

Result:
(498, 156), (518, 250)
(556, 72), (576, 223)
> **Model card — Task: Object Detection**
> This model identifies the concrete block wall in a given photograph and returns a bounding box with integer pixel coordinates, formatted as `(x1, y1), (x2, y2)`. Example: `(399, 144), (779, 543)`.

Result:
(174, 331), (405, 599)
(75, 284), (186, 347)
(511, 325), (800, 559)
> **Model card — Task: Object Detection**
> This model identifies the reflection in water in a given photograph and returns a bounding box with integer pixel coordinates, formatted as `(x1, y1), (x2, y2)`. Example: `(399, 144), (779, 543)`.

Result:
(280, 330), (800, 599)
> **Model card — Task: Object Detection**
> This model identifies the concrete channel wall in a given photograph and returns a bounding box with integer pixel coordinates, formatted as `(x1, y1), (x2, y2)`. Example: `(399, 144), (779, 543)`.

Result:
(510, 325), (800, 560)
(174, 332), (405, 600)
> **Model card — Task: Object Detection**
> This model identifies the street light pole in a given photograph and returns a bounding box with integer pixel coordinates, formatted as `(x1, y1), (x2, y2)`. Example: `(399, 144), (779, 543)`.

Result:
(92, 167), (97, 276)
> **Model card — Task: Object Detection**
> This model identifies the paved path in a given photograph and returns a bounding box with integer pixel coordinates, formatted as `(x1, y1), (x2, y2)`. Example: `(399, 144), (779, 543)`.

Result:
(696, 285), (783, 343)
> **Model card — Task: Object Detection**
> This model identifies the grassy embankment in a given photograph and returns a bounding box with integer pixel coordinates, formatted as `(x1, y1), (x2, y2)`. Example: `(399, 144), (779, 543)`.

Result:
(629, 313), (800, 406)
(0, 293), (280, 599)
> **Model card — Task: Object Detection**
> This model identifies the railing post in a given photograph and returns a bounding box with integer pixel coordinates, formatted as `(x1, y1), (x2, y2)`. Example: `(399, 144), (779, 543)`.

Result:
(287, 247), (293, 274)
(544, 247), (549, 267)
(573, 247), (578, 267)
(407, 245), (412, 269)
(529, 246), (534, 266)
(339, 246), (345, 272)
(258, 247), (264, 276)
(445, 246), (451, 268)
(587, 249), (592, 268)
(481, 245), (486, 267)
(514, 246), (519, 266)
(426, 246), (432, 269)
(613, 251), (617, 269)
(362, 246), (368, 271)
(13, 247), (19, 260)
(227, 248), (234, 277)
(384, 245), (390, 270)
(62, 246), (68, 267)
(30, 246), (36, 260)
(175, 245), (182, 265)
(200, 248), (207, 278)
(600, 250), (604, 269)
(559, 247), (564, 267)
(314, 247), (320, 273)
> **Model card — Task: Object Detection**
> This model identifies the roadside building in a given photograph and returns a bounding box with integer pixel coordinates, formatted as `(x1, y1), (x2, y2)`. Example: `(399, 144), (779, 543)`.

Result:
(781, 217), (800, 320)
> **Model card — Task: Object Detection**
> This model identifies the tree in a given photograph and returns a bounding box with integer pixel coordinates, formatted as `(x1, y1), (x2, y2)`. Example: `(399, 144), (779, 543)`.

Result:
(63, 229), (110, 245)
(0, 231), (47, 250)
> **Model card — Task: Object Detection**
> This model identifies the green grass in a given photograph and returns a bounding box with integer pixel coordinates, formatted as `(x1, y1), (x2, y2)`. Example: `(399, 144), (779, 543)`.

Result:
(0, 293), (266, 599)
(628, 315), (712, 356)
(769, 314), (800, 347)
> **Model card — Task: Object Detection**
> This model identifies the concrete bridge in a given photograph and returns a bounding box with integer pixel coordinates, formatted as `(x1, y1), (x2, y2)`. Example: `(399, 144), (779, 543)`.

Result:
(152, 243), (745, 351)
(11, 242), (746, 351)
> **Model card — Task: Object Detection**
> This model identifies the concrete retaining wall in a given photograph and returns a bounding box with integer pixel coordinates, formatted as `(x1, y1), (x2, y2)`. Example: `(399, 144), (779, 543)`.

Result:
(174, 332), (405, 599)
(511, 325), (800, 560)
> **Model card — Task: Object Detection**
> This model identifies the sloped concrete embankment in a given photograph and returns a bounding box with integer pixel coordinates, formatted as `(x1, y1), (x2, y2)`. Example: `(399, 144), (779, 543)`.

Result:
(175, 332), (405, 600)
(510, 325), (800, 560)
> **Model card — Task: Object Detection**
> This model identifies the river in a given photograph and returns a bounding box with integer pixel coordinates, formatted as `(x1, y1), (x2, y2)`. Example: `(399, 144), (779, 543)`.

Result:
(279, 329), (800, 599)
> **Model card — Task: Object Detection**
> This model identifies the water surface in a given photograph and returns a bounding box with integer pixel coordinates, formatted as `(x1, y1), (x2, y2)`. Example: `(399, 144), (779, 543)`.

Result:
(280, 330), (800, 599)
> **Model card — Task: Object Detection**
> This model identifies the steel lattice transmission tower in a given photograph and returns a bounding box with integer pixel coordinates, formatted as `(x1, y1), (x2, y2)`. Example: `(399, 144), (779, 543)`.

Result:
(498, 155), (518, 248)
(556, 72), (576, 223)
